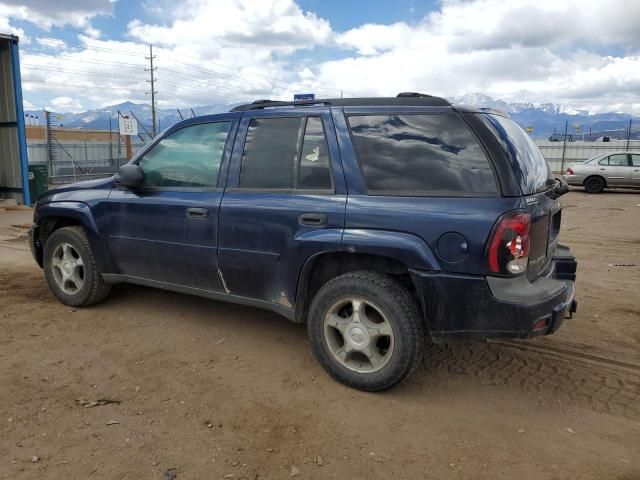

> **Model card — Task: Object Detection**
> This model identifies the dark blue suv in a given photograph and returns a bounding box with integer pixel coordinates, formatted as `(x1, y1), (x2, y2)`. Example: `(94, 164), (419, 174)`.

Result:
(29, 93), (577, 391)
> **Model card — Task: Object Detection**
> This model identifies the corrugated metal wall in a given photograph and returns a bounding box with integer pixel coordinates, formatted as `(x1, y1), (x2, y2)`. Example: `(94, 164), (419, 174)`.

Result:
(0, 38), (23, 202)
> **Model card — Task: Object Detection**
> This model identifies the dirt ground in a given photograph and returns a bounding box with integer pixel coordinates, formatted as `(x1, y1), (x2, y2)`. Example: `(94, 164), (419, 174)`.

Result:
(1, 190), (639, 480)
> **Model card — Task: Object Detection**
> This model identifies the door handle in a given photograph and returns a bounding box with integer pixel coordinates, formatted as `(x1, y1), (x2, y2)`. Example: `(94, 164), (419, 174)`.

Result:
(186, 207), (209, 219)
(299, 212), (328, 226)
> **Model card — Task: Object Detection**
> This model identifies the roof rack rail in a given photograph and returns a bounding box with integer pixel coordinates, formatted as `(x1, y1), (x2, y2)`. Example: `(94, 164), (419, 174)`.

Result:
(396, 92), (434, 98)
(230, 99), (332, 112)
(230, 93), (451, 112)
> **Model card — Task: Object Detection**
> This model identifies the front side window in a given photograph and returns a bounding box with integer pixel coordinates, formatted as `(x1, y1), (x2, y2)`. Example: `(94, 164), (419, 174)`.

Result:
(138, 122), (230, 188)
(239, 116), (332, 191)
(632, 154), (640, 167)
(348, 114), (497, 195)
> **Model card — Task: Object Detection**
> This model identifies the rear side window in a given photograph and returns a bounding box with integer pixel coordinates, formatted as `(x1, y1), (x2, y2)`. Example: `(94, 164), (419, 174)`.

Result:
(632, 154), (640, 167)
(600, 154), (630, 166)
(347, 114), (497, 195)
(482, 114), (553, 195)
(239, 117), (332, 191)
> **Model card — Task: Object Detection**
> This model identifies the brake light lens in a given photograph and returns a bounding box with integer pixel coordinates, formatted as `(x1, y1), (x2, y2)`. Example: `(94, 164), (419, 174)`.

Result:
(488, 212), (531, 275)
(566, 167), (574, 175)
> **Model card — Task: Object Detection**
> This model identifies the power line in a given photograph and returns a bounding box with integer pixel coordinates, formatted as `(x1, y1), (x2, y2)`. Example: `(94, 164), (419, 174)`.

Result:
(155, 79), (248, 104)
(29, 38), (147, 57)
(23, 52), (147, 69)
(21, 64), (147, 81)
(26, 38), (347, 97)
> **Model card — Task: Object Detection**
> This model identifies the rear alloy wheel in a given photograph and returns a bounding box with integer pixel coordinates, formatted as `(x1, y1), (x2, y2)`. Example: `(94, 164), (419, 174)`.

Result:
(307, 271), (425, 391)
(43, 226), (111, 307)
(584, 176), (605, 193)
(323, 297), (395, 374)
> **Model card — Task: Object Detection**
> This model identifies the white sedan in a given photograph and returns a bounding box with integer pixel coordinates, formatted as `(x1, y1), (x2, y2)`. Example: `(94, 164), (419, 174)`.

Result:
(563, 152), (640, 193)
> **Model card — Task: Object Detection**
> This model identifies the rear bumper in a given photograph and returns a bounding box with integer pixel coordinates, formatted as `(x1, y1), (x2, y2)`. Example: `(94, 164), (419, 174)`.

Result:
(411, 244), (577, 340)
(563, 173), (585, 186)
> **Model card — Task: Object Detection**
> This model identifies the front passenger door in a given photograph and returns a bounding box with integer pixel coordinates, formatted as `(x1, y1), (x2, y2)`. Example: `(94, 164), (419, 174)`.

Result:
(106, 118), (237, 290)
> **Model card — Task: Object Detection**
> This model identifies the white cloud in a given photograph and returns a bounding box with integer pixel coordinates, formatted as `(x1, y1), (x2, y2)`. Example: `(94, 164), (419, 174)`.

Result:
(295, 0), (640, 111)
(0, 5), (24, 36)
(12, 0), (640, 114)
(128, 0), (332, 51)
(429, 0), (640, 52)
(336, 23), (414, 56)
(48, 96), (83, 112)
(36, 37), (68, 49)
(0, 0), (112, 29)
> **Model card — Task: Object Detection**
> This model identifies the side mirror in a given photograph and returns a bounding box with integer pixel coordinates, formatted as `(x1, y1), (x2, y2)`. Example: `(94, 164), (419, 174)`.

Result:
(114, 164), (144, 188)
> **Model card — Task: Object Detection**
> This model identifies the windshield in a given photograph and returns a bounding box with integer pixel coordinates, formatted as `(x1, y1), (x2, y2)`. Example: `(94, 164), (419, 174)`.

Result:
(482, 114), (553, 195)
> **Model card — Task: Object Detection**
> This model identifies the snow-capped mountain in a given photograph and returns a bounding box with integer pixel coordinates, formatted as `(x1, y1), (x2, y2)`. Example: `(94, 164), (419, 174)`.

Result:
(24, 101), (233, 135)
(25, 95), (638, 139)
(451, 93), (593, 116)
(451, 93), (638, 138)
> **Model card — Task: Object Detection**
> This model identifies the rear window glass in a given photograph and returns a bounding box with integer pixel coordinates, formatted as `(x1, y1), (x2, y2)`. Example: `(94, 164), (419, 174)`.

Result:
(482, 114), (553, 194)
(347, 114), (497, 196)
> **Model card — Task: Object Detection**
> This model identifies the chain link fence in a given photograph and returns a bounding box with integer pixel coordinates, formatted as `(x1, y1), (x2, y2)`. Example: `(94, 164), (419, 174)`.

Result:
(26, 133), (640, 186)
(27, 139), (147, 184)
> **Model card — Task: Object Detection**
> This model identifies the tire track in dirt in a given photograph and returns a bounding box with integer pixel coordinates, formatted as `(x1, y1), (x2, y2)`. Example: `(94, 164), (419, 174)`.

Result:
(421, 342), (640, 420)
(491, 340), (640, 374)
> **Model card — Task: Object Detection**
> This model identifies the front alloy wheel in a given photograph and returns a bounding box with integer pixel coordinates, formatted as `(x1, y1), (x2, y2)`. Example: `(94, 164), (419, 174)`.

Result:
(50, 243), (85, 294)
(43, 226), (111, 307)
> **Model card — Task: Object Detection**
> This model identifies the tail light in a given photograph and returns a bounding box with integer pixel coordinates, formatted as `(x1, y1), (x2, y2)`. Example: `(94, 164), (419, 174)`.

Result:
(487, 212), (531, 275)
(566, 167), (574, 175)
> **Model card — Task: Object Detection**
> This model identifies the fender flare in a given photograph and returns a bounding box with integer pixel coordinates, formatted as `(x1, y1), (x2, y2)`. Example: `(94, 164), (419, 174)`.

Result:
(37, 201), (113, 272)
(294, 229), (441, 322)
(341, 229), (441, 271)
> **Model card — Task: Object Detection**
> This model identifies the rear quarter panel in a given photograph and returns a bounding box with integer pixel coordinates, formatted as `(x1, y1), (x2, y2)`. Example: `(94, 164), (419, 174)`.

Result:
(345, 195), (522, 274)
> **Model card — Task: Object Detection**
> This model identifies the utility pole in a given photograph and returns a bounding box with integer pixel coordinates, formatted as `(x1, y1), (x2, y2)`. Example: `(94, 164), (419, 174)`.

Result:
(145, 44), (158, 137)
(626, 118), (632, 150)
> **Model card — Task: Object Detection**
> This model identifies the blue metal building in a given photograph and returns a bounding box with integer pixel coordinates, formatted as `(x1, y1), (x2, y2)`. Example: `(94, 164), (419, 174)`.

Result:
(0, 33), (30, 205)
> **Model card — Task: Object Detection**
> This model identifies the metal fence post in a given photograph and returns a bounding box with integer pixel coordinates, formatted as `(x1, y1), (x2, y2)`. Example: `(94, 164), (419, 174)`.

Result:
(560, 120), (568, 173)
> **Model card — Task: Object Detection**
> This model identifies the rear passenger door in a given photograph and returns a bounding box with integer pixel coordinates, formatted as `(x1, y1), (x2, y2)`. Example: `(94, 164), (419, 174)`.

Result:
(598, 154), (631, 186)
(218, 110), (346, 308)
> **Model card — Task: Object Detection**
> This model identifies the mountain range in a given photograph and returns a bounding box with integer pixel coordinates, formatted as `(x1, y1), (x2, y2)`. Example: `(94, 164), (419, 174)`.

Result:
(25, 94), (638, 139)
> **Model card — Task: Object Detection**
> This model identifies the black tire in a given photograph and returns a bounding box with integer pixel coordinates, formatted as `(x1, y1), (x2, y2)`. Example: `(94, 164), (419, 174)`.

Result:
(584, 176), (605, 193)
(307, 271), (425, 391)
(43, 226), (111, 307)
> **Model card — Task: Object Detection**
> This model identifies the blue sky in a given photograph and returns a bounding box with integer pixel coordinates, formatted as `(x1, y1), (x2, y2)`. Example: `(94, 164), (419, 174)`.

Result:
(1, 0), (639, 113)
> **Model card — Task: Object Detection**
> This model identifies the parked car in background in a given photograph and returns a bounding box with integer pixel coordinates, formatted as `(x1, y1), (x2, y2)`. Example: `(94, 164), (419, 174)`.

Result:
(564, 152), (640, 193)
(29, 93), (577, 391)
